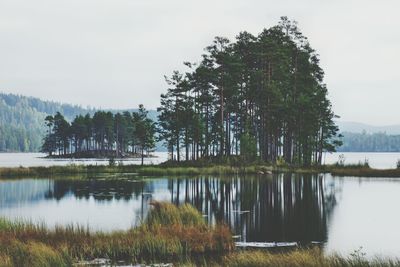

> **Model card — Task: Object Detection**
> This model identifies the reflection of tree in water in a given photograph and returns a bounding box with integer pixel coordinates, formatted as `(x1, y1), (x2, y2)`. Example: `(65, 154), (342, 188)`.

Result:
(44, 174), (340, 242)
(46, 179), (146, 201)
(168, 174), (340, 243)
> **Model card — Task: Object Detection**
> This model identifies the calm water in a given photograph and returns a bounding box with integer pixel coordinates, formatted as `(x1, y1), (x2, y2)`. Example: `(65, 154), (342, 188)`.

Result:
(1, 174), (400, 258)
(0, 152), (169, 167)
(324, 152), (400, 169)
(1, 152), (400, 169)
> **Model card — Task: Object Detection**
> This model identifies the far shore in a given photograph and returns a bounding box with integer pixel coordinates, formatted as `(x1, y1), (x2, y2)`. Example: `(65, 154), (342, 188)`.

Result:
(1, 161), (400, 179)
(42, 150), (157, 159)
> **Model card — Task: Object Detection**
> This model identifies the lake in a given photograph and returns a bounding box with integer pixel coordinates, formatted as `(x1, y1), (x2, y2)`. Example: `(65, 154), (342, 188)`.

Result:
(0, 152), (169, 167)
(1, 174), (400, 258)
(1, 152), (400, 169)
(2, 152), (400, 258)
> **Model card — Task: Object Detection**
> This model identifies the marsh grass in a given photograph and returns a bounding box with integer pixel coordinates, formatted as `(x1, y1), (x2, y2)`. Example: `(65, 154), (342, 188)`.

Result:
(329, 167), (400, 177)
(1, 214), (400, 266)
(147, 202), (206, 227)
(223, 249), (400, 267)
(4, 161), (400, 179)
(0, 164), (275, 179)
(0, 202), (233, 266)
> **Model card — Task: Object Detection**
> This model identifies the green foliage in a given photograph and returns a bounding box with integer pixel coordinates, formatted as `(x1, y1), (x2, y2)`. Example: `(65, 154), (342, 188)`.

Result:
(240, 132), (257, 162)
(146, 202), (206, 228)
(0, 92), (161, 153)
(133, 105), (156, 165)
(41, 105), (156, 159)
(158, 17), (341, 166)
(276, 156), (287, 167)
(0, 93), (93, 152)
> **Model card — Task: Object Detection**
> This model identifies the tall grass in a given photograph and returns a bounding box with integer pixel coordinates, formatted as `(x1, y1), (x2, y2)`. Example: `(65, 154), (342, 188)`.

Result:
(223, 249), (400, 267)
(0, 202), (233, 266)
(2, 213), (400, 266)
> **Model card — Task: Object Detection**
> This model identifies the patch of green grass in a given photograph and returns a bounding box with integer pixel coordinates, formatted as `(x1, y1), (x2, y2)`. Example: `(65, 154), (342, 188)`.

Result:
(146, 202), (206, 227)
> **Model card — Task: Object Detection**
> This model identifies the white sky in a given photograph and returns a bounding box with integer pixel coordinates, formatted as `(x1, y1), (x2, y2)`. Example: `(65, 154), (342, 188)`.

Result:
(0, 0), (399, 125)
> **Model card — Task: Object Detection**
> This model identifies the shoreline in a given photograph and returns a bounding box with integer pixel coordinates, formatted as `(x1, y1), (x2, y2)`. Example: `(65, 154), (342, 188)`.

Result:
(0, 163), (400, 179)
(0, 202), (399, 266)
(42, 152), (158, 160)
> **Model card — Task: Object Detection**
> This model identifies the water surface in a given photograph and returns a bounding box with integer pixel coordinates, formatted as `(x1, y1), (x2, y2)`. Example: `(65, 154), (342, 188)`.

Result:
(1, 152), (400, 169)
(1, 174), (400, 258)
(0, 152), (168, 167)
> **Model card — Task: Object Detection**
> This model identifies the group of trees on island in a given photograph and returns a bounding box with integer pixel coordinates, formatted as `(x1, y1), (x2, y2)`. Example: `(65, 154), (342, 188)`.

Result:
(41, 105), (156, 165)
(157, 17), (341, 166)
(40, 17), (342, 166)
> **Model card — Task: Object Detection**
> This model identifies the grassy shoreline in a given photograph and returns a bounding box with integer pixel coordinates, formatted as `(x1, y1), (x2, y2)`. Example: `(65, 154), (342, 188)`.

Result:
(0, 202), (233, 266)
(1, 163), (400, 179)
(0, 202), (399, 266)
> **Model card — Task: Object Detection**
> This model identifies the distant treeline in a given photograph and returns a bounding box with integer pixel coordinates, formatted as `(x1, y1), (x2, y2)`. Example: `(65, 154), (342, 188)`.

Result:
(41, 105), (156, 164)
(0, 93), (93, 152)
(157, 17), (341, 166)
(338, 132), (400, 152)
(0, 92), (161, 153)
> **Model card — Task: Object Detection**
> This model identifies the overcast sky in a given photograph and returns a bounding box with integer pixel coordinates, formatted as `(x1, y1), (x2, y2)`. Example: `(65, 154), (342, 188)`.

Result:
(0, 0), (399, 125)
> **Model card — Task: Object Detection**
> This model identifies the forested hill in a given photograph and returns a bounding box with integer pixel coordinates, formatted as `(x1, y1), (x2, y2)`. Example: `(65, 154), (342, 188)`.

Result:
(2, 91), (400, 153)
(0, 93), (94, 152)
(0, 93), (157, 152)
(336, 122), (400, 152)
(337, 132), (400, 152)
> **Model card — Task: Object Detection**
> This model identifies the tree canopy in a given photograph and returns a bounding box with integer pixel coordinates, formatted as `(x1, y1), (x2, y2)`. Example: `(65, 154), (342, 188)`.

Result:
(157, 17), (341, 166)
(41, 106), (156, 164)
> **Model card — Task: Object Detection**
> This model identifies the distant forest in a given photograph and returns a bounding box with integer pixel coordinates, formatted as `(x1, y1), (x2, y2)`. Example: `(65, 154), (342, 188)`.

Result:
(2, 92), (400, 155)
(0, 93), (92, 152)
(0, 93), (158, 152)
(337, 132), (400, 152)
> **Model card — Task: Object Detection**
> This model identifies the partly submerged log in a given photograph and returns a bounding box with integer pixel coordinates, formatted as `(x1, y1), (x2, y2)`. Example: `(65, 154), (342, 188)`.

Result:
(235, 241), (298, 248)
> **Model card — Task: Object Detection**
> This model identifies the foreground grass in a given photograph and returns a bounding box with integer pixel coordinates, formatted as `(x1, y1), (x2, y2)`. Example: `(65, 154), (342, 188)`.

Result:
(222, 250), (400, 267)
(1, 202), (399, 266)
(0, 202), (233, 266)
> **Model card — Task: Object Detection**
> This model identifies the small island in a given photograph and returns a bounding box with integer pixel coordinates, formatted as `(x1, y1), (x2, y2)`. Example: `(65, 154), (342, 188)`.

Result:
(41, 105), (156, 165)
